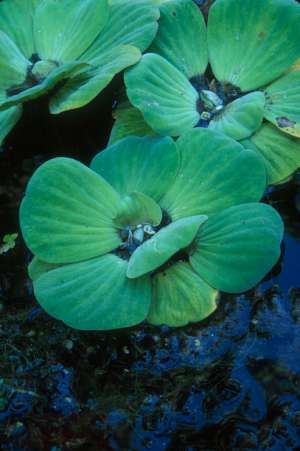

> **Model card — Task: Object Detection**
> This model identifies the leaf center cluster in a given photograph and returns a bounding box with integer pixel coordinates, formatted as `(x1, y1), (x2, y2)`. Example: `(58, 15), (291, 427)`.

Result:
(190, 73), (242, 128)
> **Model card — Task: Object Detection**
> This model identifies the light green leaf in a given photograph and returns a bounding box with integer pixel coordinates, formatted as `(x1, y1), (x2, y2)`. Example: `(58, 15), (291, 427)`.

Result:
(34, 254), (152, 330)
(20, 157), (121, 264)
(264, 70), (300, 138)
(190, 203), (284, 293)
(147, 262), (218, 327)
(82, 0), (159, 62)
(150, 0), (208, 78)
(0, 233), (18, 255)
(50, 45), (141, 114)
(91, 135), (179, 201)
(125, 53), (200, 136)
(108, 101), (156, 145)
(160, 128), (267, 221)
(207, 0), (300, 91)
(0, 31), (30, 90)
(34, 0), (109, 61)
(243, 123), (300, 185)
(28, 256), (59, 282)
(0, 0), (38, 58)
(127, 215), (208, 279)
(0, 61), (88, 109)
(209, 92), (265, 140)
(0, 104), (22, 144)
(115, 192), (162, 227)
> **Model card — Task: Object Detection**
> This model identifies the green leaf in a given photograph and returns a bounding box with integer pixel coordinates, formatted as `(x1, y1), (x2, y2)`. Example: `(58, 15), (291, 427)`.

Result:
(91, 136), (179, 201)
(115, 192), (162, 227)
(127, 215), (207, 279)
(150, 0), (208, 78)
(34, 254), (152, 330)
(209, 92), (265, 140)
(0, 0), (38, 58)
(28, 256), (59, 282)
(243, 123), (300, 185)
(82, 0), (159, 62)
(160, 128), (267, 221)
(0, 233), (18, 255)
(108, 101), (156, 145)
(0, 104), (22, 144)
(190, 203), (284, 293)
(20, 157), (121, 264)
(125, 53), (200, 136)
(264, 70), (300, 138)
(0, 62), (88, 109)
(0, 31), (30, 90)
(34, 0), (109, 61)
(49, 45), (141, 114)
(147, 262), (218, 326)
(207, 0), (300, 91)
(3, 233), (18, 244)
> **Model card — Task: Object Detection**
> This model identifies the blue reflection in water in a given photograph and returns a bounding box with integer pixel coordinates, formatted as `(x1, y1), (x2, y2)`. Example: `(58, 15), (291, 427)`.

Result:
(278, 235), (300, 292)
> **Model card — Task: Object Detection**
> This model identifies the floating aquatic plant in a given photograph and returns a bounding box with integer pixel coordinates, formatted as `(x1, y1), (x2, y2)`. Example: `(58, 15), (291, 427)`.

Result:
(0, 233), (18, 255)
(119, 0), (300, 184)
(0, 0), (159, 144)
(20, 130), (283, 329)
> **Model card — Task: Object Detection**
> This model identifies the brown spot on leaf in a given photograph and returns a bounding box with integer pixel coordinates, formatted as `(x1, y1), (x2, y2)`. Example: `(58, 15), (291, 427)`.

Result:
(258, 31), (266, 39)
(276, 117), (296, 128)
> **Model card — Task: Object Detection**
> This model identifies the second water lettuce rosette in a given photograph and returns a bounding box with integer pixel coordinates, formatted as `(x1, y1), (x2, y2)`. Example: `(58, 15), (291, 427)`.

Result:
(20, 129), (283, 330)
(121, 0), (300, 185)
(0, 0), (159, 144)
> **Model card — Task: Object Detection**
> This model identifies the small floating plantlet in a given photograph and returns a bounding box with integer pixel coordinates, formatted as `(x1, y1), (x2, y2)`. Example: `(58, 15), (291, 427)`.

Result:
(0, 0), (159, 144)
(119, 0), (300, 185)
(20, 130), (283, 330)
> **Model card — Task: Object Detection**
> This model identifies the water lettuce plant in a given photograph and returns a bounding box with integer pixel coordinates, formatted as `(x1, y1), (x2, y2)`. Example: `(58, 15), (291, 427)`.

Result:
(20, 129), (283, 330)
(119, 0), (300, 185)
(0, 0), (159, 144)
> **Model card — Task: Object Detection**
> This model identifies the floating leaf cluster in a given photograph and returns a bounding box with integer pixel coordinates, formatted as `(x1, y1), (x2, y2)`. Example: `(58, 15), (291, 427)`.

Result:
(0, 0), (159, 144)
(113, 0), (300, 185)
(13, 0), (300, 329)
(20, 131), (283, 329)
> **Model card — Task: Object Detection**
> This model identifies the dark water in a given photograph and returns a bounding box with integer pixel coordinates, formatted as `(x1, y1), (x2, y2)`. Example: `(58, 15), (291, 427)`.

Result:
(1, 63), (300, 451)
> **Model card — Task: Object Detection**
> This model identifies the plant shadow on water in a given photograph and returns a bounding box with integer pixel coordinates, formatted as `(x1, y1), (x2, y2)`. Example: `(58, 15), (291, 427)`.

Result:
(1, 81), (300, 450)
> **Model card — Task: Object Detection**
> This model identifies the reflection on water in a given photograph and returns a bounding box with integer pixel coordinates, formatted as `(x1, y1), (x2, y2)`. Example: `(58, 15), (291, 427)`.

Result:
(278, 235), (300, 293)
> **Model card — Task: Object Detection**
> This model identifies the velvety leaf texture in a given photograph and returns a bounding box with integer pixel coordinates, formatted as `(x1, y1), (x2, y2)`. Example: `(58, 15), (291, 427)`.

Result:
(0, 0), (37, 58)
(20, 158), (121, 264)
(160, 129), (267, 220)
(264, 70), (300, 138)
(125, 53), (200, 136)
(244, 123), (300, 185)
(150, 0), (208, 78)
(91, 136), (179, 201)
(190, 203), (284, 293)
(115, 191), (162, 227)
(209, 92), (265, 140)
(148, 262), (218, 327)
(108, 102), (156, 145)
(34, 0), (109, 61)
(34, 254), (152, 330)
(208, 0), (300, 91)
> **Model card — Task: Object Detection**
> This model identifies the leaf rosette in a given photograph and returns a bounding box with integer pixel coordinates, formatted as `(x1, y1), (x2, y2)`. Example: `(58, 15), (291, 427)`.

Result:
(117, 0), (300, 185)
(0, 0), (159, 144)
(20, 130), (283, 330)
